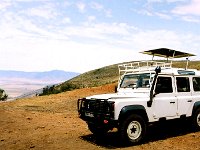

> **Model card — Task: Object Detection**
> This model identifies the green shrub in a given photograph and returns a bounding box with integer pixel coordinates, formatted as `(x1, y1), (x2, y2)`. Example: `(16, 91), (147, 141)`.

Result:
(0, 88), (8, 101)
(39, 85), (59, 96)
(60, 83), (78, 92)
(39, 83), (79, 96)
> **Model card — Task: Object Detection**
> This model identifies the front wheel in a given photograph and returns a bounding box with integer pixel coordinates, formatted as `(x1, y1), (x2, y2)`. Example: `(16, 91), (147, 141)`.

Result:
(88, 123), (109, 136)
(119, 114), (146, 145)
(192, 108), (200, 130)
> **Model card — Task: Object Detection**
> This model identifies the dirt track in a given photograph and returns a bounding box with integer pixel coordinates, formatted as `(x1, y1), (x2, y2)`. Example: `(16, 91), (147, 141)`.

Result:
(0, 83), (200, 150)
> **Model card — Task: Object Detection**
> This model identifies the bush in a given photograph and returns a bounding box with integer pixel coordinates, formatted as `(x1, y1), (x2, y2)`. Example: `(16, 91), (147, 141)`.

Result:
(60, 83), (78, 92)
(0, 88), (8, 101)
(39, 83), (79, 96)
(39, 85), (59, 96)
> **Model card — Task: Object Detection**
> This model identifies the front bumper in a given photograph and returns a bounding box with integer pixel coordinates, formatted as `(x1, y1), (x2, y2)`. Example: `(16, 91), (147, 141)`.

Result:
(77, 98), (117, 126)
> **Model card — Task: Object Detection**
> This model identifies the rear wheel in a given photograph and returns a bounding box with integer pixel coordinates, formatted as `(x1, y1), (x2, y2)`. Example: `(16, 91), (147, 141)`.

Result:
(119, 114), (146, 145)
(192, 108), (200, 130)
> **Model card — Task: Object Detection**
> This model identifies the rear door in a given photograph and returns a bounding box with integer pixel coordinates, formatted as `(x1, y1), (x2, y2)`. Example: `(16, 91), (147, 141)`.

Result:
(176, 76), (194, 116)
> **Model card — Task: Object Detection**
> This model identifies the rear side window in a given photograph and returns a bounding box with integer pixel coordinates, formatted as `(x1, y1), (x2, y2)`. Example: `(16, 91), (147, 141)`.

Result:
(193, 77), (200, 91)
(176, 77), (190, 92)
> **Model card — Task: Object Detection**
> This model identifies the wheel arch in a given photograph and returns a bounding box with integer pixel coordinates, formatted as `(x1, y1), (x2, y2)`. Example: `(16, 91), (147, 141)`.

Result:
(118, 105), (149, 123)
(192, 101), (200, 115)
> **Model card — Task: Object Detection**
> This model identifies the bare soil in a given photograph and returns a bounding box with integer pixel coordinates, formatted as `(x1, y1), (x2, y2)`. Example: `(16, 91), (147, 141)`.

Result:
(0, 83), (200, 150)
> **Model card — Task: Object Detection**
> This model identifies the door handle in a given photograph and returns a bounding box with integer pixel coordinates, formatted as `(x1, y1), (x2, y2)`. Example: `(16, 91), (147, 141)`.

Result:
(170, 101), (175, 104)
(187, 100), (192, 102)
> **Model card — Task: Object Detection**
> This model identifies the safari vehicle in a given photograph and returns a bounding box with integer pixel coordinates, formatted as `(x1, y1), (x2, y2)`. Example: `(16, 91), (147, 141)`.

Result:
(77, 48), (200, 145)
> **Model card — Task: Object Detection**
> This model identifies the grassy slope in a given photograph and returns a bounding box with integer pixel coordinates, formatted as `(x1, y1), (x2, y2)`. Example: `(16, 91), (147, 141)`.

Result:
(55, 61), (200, 93)
(56, 64), (119, 91)
(172, 61), (200, 69)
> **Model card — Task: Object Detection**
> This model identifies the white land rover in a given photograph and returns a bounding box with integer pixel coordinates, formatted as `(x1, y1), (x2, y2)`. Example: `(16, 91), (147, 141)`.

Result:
(78, 48), (200, 145)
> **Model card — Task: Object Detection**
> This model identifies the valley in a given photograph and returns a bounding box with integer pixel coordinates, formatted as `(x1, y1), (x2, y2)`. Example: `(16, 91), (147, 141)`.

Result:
(0, 70), (79, 99)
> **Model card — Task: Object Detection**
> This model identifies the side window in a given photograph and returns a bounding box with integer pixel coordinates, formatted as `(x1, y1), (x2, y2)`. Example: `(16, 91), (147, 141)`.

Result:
(155, 76), (173, 93)
(193, 77), (200, 91)
(176, 77), (190, 92)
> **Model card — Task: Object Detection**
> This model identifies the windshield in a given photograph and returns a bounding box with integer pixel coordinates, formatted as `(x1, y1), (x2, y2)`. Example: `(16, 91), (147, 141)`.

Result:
(120, 73), (153, 88)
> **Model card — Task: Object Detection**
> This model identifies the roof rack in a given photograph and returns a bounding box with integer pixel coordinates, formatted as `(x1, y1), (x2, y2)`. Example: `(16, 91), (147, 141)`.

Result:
(118, 60), (171, 76)
(118, 48), (195, 76)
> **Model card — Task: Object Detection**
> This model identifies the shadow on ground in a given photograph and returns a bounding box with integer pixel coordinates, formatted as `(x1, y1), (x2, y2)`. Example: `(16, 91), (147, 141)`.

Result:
(80, 119), (196, 149)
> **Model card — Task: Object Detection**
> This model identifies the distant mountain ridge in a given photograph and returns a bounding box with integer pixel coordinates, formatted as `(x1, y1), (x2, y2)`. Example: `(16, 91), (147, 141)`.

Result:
(0, 70), (79, 81)
(0, 70), (79, 99)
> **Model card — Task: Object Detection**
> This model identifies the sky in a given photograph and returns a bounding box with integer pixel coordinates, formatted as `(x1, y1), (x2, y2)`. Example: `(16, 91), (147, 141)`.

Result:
(0, 0), (200, 73)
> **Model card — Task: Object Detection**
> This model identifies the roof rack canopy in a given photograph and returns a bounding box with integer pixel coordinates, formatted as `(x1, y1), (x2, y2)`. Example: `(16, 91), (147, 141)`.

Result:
(140, 48), (195, 58)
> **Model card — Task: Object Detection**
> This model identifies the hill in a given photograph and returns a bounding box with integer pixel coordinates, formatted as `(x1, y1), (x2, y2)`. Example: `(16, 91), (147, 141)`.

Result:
(51, 60), (200, 95)
(58, 64), (119, 89)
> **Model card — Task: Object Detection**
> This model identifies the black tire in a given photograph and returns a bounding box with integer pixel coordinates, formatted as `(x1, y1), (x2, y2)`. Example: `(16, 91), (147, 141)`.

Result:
(192, 108), (200, 130)
(88, 123), (109, 136)
(119, 114), (146, 145)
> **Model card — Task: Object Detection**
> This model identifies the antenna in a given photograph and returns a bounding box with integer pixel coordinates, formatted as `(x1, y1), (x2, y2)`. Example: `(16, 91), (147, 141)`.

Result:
(152, 54), (154, 61)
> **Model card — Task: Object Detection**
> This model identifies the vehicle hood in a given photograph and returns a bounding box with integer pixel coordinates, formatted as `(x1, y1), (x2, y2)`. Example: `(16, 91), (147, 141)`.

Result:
(86, 92), (149, 100)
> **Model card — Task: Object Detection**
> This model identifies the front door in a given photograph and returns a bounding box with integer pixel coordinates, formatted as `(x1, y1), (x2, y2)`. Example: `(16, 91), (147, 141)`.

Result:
(152, 76), (177, 119)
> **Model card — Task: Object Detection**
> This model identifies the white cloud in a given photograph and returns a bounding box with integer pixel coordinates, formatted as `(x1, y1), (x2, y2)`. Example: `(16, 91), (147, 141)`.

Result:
(76, 2), (86, 13)
(0, 1), (12, 11)
(90, 2), (103, 11)
(0, 32), (136, 72)
(62, 1), (72, 7)
(104, 9), (112, 18)
(111, 27), (200, 60)
(147, 0), (187, 3)
(181, 16), (200, 23)
(132, 30), (182, 48)
(172, 0), (200, 16)
(1, 0), (200, 73)
(1, 18), (200, 73)
(87, 16), (96, 22)
(138, 0), (200, 23)
(26, 3), (58, 19)
(147, 0), (162, 2)
(90, 1), (112, 18)
(62, 22), (137, 42)
(0, 10), (69, 41)
(155, 12), (172, 19)
(166, 0), (187, 2)
(134, 9), (172, 20)
(1, 2), (200, 72)
(135, 8), (153, 16)
(61, 17), (72, 24)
